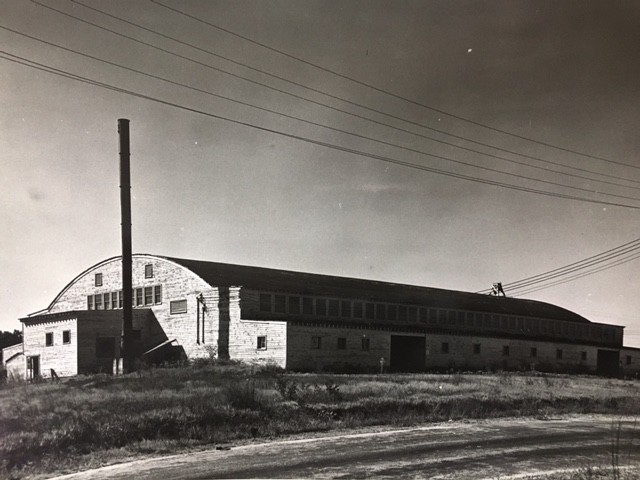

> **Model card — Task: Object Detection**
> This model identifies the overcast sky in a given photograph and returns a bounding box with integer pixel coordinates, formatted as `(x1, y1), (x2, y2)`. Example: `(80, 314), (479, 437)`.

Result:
(1, 0), (640, 346)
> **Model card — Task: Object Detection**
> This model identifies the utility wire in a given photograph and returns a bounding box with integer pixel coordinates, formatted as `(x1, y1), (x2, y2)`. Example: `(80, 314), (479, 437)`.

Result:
(35, 0), (640, 189)
(150, 0), (640, 170)
(477, 237), (640, 293)
(2, 50), (640, 212)
(504, 241), (640, 292)
(4, 24), (640, 203)
(512, 250), (640, 297)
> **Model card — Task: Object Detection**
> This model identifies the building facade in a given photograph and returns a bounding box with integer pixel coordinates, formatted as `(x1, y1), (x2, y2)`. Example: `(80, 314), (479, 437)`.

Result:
(3, 254), (634, 378)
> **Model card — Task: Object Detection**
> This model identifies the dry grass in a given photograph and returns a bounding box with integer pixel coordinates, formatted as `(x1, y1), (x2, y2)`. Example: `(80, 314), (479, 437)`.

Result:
(1, 364), (639, 479)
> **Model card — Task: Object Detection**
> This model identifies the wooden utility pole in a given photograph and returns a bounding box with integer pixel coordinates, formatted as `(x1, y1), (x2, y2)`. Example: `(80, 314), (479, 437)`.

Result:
(119, 118), (134, 373)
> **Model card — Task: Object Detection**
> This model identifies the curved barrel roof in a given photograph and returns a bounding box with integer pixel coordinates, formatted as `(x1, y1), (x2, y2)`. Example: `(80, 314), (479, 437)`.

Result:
(165, 256), (591, 324)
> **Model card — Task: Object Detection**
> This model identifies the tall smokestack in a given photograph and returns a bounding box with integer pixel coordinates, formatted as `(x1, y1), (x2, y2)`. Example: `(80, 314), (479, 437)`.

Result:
(118, 118), (133, 373)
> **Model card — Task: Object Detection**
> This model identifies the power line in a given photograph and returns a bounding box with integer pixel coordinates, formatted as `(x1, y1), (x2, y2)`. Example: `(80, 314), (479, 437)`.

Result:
(478, 237), (640, 294)
(505, 242), (640, 293)
(4, 25), (640, 203)
(150, 0), (640, 170)
(512, 250), (640, 297)
(34, 0), (640, 190)
(2, 50), (640, 212)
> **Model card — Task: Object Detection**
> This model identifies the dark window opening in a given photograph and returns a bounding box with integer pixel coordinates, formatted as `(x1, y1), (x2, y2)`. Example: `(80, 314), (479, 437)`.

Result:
(45, 332), (53, 347)
(441, 342), (449, 354)
(257, 336), (267, 350)
(365, 303), (375, 320)
(531, 347), (537, 358)
(104, 293), (111, 310)
(398, 306), (408, 321)
(145, 264), (153, 278)
(556, 349), (563, 360)
(302, 297), (313, 315)
(289, 296), (301, 315)
(311, 336), (321, 349)
(376, 304), (386, 320)
(387, 305), (397, 321)
(328, 299), (339, 316)
(87, 295), (94, 310)
(353, 301), (363, 318)
(111, 292), (118, 309)
(95, 273), (102, 286)
(259, 294), (271, 312)
(337, 337), (346, 350)
(95, 294), (103, 310)
(340, 300), (351, 317)
(63, 330), (71, 344)
(274, 295), (286, 313)
(316, 299), (327, 316)
(581, 351), (587, 361)
(503, 345), (510, 357)
(473, 343), (481, 355)
(627, 355), (632, 365)
(361, 337), (370, 351)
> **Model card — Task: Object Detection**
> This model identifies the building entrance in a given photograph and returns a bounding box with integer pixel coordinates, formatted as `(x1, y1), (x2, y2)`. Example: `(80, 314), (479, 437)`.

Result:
(597, 349), (620, 377)
(390, 335), (426, 372)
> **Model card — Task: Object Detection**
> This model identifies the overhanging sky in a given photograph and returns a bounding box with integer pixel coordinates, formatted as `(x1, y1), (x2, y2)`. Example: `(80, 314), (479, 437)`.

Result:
(1, 0), (639, 346)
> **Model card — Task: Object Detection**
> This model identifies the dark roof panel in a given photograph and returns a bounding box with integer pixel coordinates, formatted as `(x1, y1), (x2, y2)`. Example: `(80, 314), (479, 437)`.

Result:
(165, 256), (591, 324)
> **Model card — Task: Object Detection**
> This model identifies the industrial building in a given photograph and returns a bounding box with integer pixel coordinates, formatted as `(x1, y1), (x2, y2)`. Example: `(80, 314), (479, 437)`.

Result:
(3, 254), (639, 379)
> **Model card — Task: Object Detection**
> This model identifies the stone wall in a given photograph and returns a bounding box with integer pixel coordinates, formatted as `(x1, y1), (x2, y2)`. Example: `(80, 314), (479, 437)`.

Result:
(44, 255), (220, 359)
(229, 287), (287, 367)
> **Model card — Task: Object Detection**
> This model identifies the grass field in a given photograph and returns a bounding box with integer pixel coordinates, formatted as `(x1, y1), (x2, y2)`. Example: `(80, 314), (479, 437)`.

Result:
(1, 362), (639, 479)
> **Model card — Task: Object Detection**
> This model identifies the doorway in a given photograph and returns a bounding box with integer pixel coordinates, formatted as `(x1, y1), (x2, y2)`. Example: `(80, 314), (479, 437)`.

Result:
(390, 335), (426, 372)
(27, 355), (40, 380)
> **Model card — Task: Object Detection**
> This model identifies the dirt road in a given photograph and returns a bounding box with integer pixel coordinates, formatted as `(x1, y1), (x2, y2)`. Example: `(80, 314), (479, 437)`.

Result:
(52, 415), (639, 479)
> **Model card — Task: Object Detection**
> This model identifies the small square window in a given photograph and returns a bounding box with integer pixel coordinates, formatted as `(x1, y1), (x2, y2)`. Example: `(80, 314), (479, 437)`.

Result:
(257, 336), (267, 350)
(95, 273), (102, 287)
(337, 337), (346, 350)
(170, 299), (188, 314)
(473, 343), (481, 355)
(556, 349), (563, 360)
(530, 347), (537, 358)
(361, 337), (370, 351)
(45, 332), (53, 347)
(441, 342), (449, 354)
(145, 264), (153, 278)
(311, 336), (321, 349)
(503, 345), (510, 356)
(63, 330), (71, 344)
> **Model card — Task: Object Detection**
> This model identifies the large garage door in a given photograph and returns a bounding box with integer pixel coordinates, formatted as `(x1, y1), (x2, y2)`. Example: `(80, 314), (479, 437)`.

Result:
(390, 335), (426, 372)
(597, 349), (620, 377)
